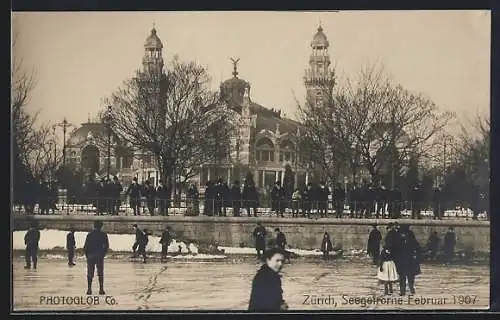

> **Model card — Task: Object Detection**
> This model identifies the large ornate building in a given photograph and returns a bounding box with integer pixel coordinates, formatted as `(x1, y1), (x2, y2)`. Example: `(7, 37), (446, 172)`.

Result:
(65, 24), (336, 190)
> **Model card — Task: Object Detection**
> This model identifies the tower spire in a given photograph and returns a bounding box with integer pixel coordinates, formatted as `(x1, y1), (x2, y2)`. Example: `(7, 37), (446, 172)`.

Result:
(304, 24), (335, 106)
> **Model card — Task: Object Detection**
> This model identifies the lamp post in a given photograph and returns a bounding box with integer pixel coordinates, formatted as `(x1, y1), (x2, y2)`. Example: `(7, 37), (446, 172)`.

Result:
(50, 126), (57, 180)
(442, 134), (453, 185)
(105, 106), (113, 179)
(54, 118), (74, 169)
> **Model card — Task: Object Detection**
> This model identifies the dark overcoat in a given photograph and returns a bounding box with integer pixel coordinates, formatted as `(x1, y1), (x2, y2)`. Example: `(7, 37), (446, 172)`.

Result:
(395, 230), (421, 276)
(248, 264), (284, 312)
(367, 229), (382, 256)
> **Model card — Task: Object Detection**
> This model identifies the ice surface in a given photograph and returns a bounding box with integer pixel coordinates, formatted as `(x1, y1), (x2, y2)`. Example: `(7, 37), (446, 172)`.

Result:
(12, 257), (489, 311)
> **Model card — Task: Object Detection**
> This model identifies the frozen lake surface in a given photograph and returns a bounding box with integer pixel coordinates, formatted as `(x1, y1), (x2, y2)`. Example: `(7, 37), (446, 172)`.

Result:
(12, 229), (328, 257)
(13, 256), (489, 311)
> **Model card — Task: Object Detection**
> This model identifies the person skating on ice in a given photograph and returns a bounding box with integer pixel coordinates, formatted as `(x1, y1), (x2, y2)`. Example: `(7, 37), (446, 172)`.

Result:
(24, 222), (40, 269)
(83, 220), (109, 295)
(377, 246), (399, 295)
(66, 227), (76, 266)
(248, 247), (288, 312)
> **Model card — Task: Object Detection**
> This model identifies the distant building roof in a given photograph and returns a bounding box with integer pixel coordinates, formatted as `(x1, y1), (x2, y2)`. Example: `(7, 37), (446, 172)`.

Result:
(250, 102), (300, 135)
(67, 122), (122, 147)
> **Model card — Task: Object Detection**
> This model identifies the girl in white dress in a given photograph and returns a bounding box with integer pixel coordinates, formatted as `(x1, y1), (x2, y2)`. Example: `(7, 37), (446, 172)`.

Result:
(377, 247), (399, 295)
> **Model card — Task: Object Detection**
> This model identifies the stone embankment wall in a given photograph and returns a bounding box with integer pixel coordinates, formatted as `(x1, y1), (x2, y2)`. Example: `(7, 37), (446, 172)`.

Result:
(13, 215), (490, 252)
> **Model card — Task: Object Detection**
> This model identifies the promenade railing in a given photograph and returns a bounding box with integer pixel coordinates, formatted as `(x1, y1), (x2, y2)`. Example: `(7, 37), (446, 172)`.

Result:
(11, 196), (489, 220)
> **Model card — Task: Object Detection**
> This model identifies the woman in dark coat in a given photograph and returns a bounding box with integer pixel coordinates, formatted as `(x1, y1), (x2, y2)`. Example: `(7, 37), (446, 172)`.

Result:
(395, 224), (421, 296)
(243, 183), (259, 217)
(204, 181), (215, 216)
(248, 248), (288, 312)
(320, 232), (333, 260)
(367, 224), (382, 264)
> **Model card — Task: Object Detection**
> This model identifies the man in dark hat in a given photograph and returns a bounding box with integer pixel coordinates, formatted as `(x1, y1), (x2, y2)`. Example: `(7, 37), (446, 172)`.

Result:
(252, 222), (267, 259)
(230, 180), (242, 217)
(95, 178), (106, 215)
(214, 178), (225, 216)
(137, 228), (149, 263)
(274, 228), (287, 251)
(318, 181), (330, 218)
(410, 184), (423, 219)
(443, 227), (456, 263)
(160, 226), (173, 262)
(394, 221), (400, 232)
(301, 183), (312, 218)
(143, 180), (156, 216)
(271, 181), (285, 218)
(156, 179), (170, 216)
(384, 222), (400, 254)
(126, 177), (141, 216)
(66, 227), (76, 266)
(24, 222), (40, 269)
(131, 224), (143, 258)
(367, 224), (382, 265)
(243, 180), (259, 217)
(83, 220), (109, 295)
(333, 183), (345, 219)
(111, 176), (123, 215)
(248, 247), (288, 312)
(426, 230), (440, 261)
(395, 224), (421, 295)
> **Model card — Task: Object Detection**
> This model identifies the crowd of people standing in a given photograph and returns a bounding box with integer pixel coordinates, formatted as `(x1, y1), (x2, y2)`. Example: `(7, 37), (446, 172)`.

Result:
(17, 175), (488, 221)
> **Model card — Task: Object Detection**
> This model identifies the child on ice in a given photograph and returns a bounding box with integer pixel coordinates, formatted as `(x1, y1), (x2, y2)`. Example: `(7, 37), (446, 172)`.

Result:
(377, 246), (399, 295)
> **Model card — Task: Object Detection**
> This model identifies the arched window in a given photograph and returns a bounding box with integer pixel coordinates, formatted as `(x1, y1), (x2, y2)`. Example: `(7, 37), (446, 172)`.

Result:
(279, 140), (296, 163)
(255, 137), (275, 162)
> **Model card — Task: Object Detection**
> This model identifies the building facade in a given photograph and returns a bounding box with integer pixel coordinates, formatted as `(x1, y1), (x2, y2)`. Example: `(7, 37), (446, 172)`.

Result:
(66, 25), (336, 190)
(65, 26), (165, 185)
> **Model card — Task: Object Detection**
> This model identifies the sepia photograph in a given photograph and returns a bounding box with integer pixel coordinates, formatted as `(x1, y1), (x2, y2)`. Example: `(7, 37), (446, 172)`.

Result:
(11, 10), (491, 312)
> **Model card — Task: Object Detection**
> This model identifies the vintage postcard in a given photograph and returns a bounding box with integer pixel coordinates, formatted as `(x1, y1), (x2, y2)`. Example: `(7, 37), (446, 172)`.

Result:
(11, 10), (490, 312)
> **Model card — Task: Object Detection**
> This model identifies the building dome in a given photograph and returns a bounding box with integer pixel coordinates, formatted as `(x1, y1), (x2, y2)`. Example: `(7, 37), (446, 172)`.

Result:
(144, 27), (163, 49)
(220, 59), (250, 110)
(220, 76), (250, 111)
(311, 25), (329, 48)
(221, 76), (250, 93)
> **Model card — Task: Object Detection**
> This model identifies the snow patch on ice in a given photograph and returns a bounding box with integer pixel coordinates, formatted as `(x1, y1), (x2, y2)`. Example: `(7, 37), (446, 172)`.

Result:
(12, 229), (198, 254)
(13, 229), (325, 257)
(219, 246), (325, 256)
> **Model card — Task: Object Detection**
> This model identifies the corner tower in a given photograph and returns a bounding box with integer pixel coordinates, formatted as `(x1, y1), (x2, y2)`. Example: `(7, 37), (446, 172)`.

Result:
(304, 24), (336, 106)
(142, 25), (164, 77)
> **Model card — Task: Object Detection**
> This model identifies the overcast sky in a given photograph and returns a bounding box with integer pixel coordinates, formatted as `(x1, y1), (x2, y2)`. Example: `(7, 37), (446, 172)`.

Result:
(12, 10), (490, 134)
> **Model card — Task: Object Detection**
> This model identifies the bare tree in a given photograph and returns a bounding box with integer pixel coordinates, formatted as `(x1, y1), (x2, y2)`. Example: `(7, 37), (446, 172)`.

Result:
(456, 114), (489, 187)
(105, 57), (236, 186)
(12, 28), (60, 181)
(23, 126), (62, 179)
(12, 26), (65, 210)
(298, 64), (453, 187)
(12, 28), (38, 168)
